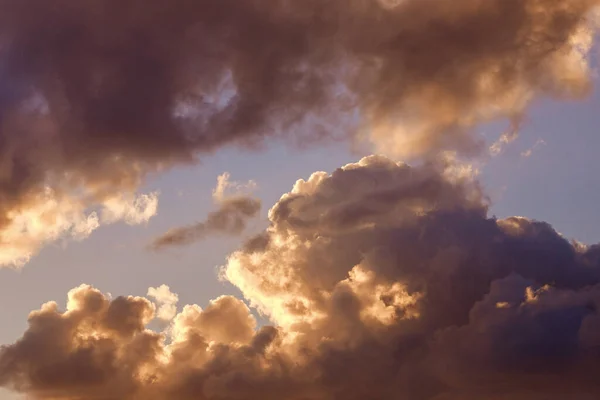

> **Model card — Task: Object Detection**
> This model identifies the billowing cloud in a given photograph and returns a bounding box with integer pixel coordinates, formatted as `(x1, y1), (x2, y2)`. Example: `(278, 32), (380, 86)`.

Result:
(3, 156), (600, 399)
(0, 0), (598, 265)
(101, 192), (160, 226)
(148, 285), (179, 321)
(151, 173), (260, 250)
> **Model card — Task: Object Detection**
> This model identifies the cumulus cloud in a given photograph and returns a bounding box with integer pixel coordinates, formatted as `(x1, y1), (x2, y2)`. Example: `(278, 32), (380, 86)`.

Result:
(151, 173), (260, 250)
(0, 0), (598, 265)
(101, 192), (160, 226)
(3, 156), (600, 399)
(0, 285), (274, 400)
(148, 285), (179, 321)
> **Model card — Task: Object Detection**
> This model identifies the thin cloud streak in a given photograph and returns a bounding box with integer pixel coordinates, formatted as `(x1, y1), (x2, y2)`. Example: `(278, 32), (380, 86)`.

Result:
(151, 173), (261, 250)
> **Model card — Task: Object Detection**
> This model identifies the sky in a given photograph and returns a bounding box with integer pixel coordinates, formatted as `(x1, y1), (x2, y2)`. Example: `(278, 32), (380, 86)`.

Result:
(2, 2), (600, 400)
(1, 91), (599, 399)
(4, 91), (600, 348)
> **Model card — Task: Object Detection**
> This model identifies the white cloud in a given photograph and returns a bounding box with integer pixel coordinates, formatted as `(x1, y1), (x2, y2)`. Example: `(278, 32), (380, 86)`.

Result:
(148, 284), (179, 321)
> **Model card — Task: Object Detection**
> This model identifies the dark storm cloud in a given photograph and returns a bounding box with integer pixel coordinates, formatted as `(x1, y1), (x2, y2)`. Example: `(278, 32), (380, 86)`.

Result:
(0, 0), (597, 241)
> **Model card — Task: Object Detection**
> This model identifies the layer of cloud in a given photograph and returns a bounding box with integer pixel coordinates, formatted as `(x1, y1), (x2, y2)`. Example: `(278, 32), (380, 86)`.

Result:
(0, 0), (598, 266)
(3, 156), (600, 399)
(151, 173), (260, 250)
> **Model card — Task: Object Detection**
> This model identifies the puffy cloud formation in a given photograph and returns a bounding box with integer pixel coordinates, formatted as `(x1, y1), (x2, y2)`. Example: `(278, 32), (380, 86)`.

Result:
(148, 285), (179, 321)
(101, 192), (160, 226)
(151, 173), (260, 250)
(0, 285), (273, 400)
(3, 155), (600, 399)
(0, 0), (599, 265)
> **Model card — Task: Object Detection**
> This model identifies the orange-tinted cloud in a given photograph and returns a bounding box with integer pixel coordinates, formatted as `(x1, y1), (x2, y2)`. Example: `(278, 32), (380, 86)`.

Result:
(0, 0), (598, 266)
(3, 156), (600, 399)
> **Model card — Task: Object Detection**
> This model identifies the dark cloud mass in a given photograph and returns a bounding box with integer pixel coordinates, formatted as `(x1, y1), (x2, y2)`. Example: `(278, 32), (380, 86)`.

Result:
(0, 0), (598, 244)
(2, 0), (600, 396)
(3, 156), (600, 399)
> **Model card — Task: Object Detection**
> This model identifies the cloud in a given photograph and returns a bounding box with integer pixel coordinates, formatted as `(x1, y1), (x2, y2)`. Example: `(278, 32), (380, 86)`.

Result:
(212, 172), (257, 202)
(101, 192), (160, 225)
(0, 0), (598, 265)
(0, 190), (158, 268)
(3, 156), (600, 399)
(489, 116), (523, 156)
(151, 173), (261, 250)
(148, 285), (179, 321)
(521, 138), (547, 158)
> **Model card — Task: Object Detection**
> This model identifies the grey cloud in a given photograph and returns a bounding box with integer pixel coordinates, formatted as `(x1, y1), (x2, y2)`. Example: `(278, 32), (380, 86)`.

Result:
(151, 172), (261, 250)
(0, 0), (597, 246)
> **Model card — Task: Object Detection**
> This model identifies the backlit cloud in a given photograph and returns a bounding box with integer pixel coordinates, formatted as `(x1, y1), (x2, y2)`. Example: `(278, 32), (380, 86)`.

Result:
(0, 0), (599, 265)
(0, 190), (158, 267)
(3, 156), (600, 399)
(148, 285), (179, 321)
